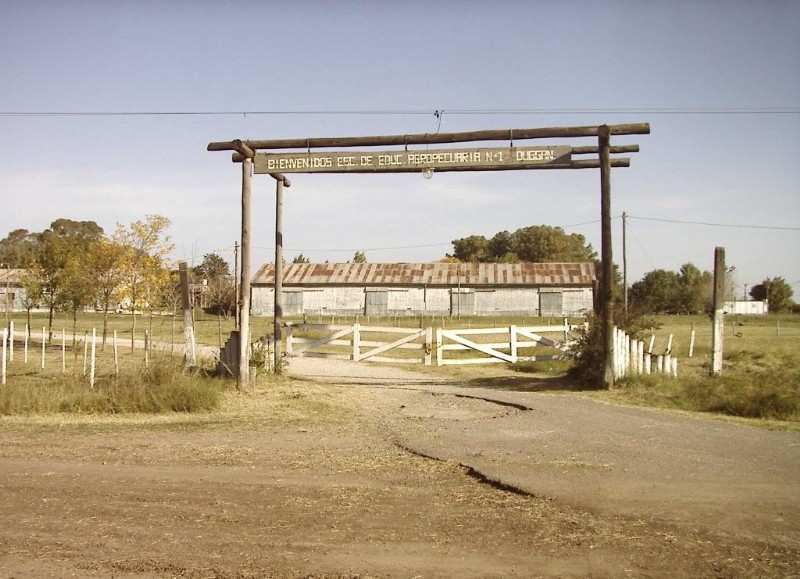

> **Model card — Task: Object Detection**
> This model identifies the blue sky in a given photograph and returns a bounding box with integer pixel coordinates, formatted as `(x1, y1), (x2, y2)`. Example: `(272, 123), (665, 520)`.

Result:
(1, 0), (798, 297)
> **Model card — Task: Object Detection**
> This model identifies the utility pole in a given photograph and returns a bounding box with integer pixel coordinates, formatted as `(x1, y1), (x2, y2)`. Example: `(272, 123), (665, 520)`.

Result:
(598, 125), (615, 389)
(622, 212), (628, 317)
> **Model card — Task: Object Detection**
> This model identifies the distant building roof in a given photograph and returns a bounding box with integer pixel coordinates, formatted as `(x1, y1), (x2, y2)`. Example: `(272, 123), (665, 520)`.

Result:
(0, 269), (25, 285)
(252, 262), (596, 287)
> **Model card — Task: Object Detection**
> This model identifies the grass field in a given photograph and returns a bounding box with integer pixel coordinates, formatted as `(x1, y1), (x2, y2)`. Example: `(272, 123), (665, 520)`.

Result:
(2, 311), (798, 425)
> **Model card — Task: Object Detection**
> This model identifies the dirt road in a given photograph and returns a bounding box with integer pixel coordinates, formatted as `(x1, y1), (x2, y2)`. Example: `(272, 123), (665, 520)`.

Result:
(1, 357), (798, 578)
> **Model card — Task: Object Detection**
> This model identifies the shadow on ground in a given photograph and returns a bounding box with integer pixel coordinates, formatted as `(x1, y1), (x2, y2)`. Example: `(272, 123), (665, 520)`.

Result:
(460, 373), (597, 393)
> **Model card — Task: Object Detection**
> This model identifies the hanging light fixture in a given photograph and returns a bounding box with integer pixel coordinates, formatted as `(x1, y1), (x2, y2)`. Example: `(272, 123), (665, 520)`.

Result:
(422, 168), (434, 180)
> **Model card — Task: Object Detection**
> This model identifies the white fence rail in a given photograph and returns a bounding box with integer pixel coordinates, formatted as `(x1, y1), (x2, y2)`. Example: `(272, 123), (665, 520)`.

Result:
(285, 323), (433, 365)
(284, 321), (579, 367)
(435, 321), (578, 366)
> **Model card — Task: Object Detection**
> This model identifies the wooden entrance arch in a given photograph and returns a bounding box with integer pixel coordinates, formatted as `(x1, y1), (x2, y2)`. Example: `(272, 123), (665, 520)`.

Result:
(208, 122), (650, 388)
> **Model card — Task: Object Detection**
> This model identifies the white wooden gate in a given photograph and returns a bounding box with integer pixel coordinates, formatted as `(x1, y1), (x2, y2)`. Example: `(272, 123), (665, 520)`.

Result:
(435, 322), (576, 366)
(285, 323), (432, 365)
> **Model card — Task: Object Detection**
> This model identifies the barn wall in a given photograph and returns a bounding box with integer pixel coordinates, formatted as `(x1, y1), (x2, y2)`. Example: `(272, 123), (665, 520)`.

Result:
(561, 288), (594, 315)
(251, 285), (591, 317)
(474, 288), (540, 315)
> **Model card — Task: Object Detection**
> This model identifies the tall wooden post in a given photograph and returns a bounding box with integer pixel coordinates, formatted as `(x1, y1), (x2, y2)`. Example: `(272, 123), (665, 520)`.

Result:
(233, 240), (239, 330)
(178, 262), (195, 367)
(239, 157), (253, 389)
(273, 178), (284, 370)
(622, 211), (628, 317)
(598, 125), (615, 388)
(711, 247), (725, 374)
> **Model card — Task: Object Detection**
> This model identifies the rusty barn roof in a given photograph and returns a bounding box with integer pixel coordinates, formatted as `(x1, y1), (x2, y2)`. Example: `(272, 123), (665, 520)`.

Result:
(252, 262), (596, 287)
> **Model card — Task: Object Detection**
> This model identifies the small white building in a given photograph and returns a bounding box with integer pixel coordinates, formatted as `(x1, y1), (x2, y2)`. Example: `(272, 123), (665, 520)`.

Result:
(0, 268), (28, 312)
(723, 300), (768, 315)
(251, 262), (596, 317)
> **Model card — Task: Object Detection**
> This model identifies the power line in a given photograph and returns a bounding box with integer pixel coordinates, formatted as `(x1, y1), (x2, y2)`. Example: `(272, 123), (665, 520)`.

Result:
(245, 213), (794, 256)
(1, 107), (798, 118)
(628, 215), (800, 231)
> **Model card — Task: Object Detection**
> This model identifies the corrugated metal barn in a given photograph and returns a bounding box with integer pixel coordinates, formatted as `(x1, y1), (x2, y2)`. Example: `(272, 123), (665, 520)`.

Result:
(251, 262), (595, 317)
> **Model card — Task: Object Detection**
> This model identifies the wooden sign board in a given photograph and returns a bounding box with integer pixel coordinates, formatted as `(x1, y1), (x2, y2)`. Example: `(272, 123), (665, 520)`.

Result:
(254, 145), (572, 174)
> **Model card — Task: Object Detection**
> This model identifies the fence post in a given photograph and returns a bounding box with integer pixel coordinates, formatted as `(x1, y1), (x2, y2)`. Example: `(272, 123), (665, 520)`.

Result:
(8, 320), (13, 362)
(510, 325), (518, 363)
(83, 331), (88, 375)
(24, 324), (28, 364)
(285, 324), (293, 357)
(435, 327), (443, 366)
(688, 328), (696, 358)
(424, 327), (433, 366)
(656, 355), (664, 374)
(1, 328), (6, 385)
(113, 331), (119, 375)
(644, 352), (651, 375)
(41, 327), (46, 369)
(352, 323), (361, 362)
(90, 328), (96, 388)
(61, 329), (66, 373)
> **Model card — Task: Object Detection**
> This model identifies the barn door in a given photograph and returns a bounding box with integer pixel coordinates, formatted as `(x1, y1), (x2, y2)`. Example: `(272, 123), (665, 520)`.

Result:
(282, 290), (304, 316)
(365, 290), (388, 315)
(539, 291), (563, 316)
(450, 290), (475, 315)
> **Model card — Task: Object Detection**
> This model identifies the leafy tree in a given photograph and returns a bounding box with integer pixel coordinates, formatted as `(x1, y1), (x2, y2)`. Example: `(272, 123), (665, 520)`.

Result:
(678, 263), (712, 314)
(115, 215), (173, 350)
(751, 277), (794, 313)
(61, 252), (100, 344)
(449, 235), (489, 262)
(629, 269), (682, 314)
(195, 253), (230, 280)
(352, 251), (367, 264)
(292, 254), (310, 264)
(91, 238), (128, 348)
(511, 225), (596, 263)
(449, 225), (595, 263)
(488, 231), (517, 263)
(29, 219), (103, 337)
(0, 229), (39, 268)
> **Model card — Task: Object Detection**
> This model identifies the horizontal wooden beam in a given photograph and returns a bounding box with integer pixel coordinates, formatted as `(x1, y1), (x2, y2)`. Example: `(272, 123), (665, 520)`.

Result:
(573, 144), (639, 155)
(270, 173), (291, 187)
(231, 139), (254, 159)
(207, 122), (650, 154)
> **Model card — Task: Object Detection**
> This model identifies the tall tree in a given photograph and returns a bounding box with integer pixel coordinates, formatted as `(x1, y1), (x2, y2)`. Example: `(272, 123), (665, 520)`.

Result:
(91, 238), (128, 348)
(629, 269), (682, 314)
(352, 251), (367, 264)
(449, 225), (596, 263)
(115, 215), (173, 350)
(0, 229), (39, 268)
(488, 231), (516, 263)
(751, 277), (794, 313)
(30, 219), (103, 337)
(194, 253), (230, 280)
(678, 263), (712, 314)
(292, 254), (310, 264)
(510, 225), (596, 263)
(449, 235), (489, 262)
